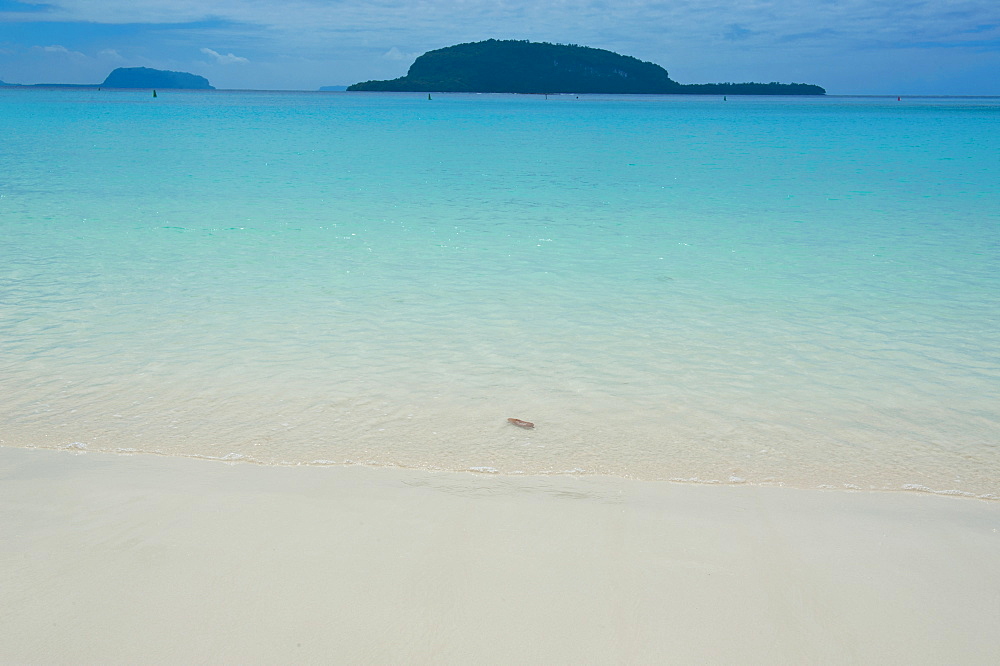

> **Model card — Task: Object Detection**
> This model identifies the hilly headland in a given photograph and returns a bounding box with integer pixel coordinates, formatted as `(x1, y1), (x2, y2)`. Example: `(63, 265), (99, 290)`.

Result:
(348, 40), (825, 95)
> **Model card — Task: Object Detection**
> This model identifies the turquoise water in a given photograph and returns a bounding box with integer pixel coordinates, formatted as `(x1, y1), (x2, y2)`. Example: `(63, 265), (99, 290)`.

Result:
(2, 89), (998, 496)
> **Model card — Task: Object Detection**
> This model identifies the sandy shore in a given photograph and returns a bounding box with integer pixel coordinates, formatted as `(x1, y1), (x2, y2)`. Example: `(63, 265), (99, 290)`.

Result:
(1, 446), (998, 664)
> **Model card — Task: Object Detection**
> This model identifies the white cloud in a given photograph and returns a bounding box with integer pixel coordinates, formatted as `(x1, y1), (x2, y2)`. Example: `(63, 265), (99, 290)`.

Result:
(201, 47), (250, 64)
(382, 47), (419, 62)
(36, 44), (86, 58)
(98, 48), (123, 59)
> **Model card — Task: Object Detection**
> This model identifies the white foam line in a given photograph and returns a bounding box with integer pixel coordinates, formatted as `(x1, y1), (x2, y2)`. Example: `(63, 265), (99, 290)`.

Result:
(7, 445), (998, 500)
(901, 484), (998, 500)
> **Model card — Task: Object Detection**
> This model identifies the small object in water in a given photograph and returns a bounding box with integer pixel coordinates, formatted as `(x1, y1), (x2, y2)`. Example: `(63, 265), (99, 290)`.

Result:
(507, 417), (534, 429)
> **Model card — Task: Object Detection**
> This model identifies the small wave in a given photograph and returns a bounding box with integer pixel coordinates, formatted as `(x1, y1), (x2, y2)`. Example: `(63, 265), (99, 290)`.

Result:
(670, 476), (722, 485)
(901, 484), (998, 500)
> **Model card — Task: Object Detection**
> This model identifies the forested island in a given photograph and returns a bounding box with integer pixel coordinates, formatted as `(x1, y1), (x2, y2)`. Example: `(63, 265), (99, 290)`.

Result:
(101, 67), (215, 90)
(1, 67), (213, 90)
(101, 67), (213, 89)
(348, 40), (824, 95)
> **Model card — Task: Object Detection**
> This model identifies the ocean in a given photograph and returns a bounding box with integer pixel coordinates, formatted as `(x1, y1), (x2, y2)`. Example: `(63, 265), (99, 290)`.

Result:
(1, 88), (997, 497)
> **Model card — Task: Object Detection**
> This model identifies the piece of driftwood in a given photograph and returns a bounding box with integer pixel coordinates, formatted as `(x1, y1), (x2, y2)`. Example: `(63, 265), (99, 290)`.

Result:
(507, 417), (535, 429)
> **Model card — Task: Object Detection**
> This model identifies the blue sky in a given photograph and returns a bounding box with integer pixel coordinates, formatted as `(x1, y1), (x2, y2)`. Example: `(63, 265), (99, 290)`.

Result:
(1, 0), (998, 93)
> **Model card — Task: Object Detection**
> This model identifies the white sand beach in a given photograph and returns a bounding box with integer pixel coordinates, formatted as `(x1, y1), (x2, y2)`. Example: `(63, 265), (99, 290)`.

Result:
(1, 446), (998, 664)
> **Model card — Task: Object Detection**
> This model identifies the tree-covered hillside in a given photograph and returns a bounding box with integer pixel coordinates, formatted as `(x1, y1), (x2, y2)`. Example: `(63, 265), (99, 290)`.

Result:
(349, 40), (825, 95)
(351, 40), (682, 94)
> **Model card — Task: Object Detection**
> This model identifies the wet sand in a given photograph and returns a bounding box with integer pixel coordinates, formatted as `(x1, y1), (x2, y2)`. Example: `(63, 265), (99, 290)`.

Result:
(1, 446), (998, 664)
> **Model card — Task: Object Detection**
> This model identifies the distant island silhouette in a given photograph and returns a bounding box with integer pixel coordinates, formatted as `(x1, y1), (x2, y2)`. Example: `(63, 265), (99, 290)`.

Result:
(1, 67), (213, 90)
(348, 40), (825, 95)
(102, 67), (213, 89)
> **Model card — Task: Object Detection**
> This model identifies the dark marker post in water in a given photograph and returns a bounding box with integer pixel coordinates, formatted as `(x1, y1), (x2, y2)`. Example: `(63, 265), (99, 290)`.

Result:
(153, 90), (157, 98)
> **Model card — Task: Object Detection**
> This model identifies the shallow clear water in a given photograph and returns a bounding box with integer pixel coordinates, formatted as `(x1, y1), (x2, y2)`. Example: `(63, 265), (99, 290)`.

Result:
(2, 89), (998, 496)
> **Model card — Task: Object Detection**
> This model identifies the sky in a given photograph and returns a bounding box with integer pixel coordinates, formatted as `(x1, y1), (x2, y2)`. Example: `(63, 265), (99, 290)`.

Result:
(1, 0), (998, 94)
